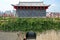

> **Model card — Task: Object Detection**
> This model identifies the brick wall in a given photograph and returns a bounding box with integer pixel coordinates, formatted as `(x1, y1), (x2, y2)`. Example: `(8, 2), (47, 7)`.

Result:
(16, 9), (46, 17)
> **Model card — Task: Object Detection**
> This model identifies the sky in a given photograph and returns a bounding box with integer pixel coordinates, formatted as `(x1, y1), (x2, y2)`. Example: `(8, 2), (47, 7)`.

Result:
(0, 0), (60, 12)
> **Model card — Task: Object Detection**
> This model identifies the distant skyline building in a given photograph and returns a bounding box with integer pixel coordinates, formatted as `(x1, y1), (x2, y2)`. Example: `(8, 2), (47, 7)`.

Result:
(12, 2), (50, 17)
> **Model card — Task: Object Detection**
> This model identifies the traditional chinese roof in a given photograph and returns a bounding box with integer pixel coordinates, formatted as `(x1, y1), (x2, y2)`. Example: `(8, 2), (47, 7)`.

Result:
(12, 2), (50, 6)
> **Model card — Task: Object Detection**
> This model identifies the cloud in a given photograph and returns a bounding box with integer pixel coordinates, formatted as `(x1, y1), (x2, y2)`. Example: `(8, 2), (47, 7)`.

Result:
(47, 3), (58, 12)
(51, 4), (56, 7)
(0, 0), (60, 12)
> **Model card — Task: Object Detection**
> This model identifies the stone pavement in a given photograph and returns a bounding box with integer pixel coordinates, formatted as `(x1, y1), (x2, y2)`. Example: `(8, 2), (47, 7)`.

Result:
(0, 32), (18, 40)
(0, 30), (60, 40)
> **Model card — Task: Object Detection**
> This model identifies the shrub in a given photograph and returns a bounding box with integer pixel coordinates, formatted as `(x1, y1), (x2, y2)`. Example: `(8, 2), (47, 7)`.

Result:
(0, 17), (60, 32)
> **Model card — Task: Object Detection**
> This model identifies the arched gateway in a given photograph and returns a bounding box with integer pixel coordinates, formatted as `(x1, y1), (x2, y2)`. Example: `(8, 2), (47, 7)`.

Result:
(12, 2), (50, 17)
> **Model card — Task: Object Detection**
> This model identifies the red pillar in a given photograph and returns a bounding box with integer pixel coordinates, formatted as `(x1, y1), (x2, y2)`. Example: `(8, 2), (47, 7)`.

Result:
(40, 7), (42, 10)
(20, 6), (22, 9)
(36, 7), (38, 10)
(26, 6), (28, 9)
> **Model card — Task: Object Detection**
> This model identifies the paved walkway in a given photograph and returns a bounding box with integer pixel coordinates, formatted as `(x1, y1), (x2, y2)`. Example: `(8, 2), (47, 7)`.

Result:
(0, 30), (60, 40)
(0, 32), (18, 40)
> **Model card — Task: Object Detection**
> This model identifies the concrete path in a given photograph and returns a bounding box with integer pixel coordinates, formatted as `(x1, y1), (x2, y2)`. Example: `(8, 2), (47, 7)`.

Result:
(0, 30), (60, 40)
(0, 32), (18, 40)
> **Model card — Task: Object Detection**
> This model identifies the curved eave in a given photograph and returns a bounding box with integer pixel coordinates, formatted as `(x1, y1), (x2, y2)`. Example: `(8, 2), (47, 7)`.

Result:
(12, 5), (50, 7)
(11, 4), (15, 6)
(11, 4), (50, 10)
(11, 4), (50, 7)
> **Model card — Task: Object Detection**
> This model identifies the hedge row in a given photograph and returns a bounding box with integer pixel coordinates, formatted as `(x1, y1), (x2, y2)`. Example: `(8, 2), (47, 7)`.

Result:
(0, 17), (60, 32)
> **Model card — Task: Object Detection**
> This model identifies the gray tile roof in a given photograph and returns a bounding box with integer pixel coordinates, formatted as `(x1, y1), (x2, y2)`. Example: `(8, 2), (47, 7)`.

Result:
(12, 2), (50, 6)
